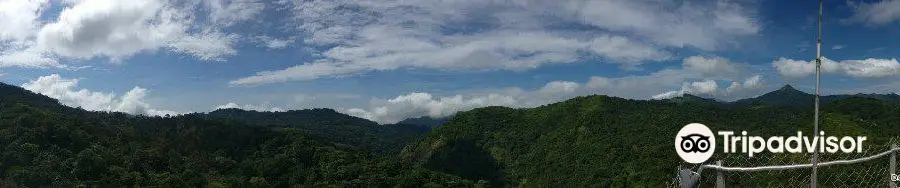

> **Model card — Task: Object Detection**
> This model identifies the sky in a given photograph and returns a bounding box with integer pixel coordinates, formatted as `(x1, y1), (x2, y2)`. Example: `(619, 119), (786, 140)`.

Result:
(2, 0), (900, 124)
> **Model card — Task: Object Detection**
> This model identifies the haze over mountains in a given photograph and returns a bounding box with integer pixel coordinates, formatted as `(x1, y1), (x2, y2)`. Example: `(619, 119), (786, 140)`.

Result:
(1, 82), (899, 187)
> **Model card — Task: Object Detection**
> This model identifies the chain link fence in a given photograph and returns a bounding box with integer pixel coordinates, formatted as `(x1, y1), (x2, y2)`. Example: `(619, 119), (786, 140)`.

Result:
(669, 142), (899, 187)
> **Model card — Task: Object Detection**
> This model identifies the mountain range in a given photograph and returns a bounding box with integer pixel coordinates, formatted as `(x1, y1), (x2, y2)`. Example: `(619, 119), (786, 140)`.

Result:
(0, 82), (898, 187)
(670, 84), (900, 107)
(398, 85), (900, 186)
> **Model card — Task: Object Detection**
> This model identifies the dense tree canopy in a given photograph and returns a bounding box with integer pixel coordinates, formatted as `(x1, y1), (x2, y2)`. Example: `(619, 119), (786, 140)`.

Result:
(0, 82), (898, 187)
(401, 88), (900, 187)
(0, 83), (466, 187)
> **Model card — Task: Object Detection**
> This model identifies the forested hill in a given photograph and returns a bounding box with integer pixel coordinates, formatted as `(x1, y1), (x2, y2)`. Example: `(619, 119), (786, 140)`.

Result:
(206, 108), (429, 155)
(397, 116), (451, 128)
(730, 85), (814, 106)
(663, 85), (900, 108)
(2, 81), (900, 187)
(399, 86), (900, 187)
(0, 83), (470, 187)
(0, 83), (70, 112)
(729, 85), (900, 107)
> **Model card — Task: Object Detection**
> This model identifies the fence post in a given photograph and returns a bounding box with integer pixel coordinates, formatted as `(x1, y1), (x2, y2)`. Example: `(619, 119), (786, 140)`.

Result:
(716, 160), (724, 188)
(891, 144), (897, 188)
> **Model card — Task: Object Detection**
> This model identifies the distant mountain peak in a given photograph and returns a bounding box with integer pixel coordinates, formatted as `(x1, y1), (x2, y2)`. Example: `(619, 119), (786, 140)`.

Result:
(730, 84), (812, 107)
(778, 84), (799, 92)
(771, 84), (808, 95)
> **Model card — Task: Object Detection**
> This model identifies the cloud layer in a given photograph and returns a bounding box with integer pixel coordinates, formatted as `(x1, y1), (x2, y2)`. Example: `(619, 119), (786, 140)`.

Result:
(230, 0), (762, 85)
(214, 102), (285, 112)
(652, 80), (720, 100)
(845, 0), (900, 26)
(22, 74), (176, 116)
(347, 55), (768, 123)
(0, 0), (263, 67)
(773, 57), (900, 78)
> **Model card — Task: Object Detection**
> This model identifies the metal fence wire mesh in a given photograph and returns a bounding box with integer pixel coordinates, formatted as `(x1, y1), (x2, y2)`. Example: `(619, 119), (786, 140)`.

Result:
(668, 142), (899, 187)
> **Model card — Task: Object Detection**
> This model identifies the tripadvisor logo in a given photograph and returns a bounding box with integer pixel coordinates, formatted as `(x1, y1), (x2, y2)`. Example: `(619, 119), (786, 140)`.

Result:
(675, 123), (868, 164)
(675, 123), (716, 163)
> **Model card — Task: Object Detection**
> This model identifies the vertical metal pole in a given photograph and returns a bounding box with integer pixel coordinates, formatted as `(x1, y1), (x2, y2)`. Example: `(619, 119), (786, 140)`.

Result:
(891, 144), (897, 188)
(812, 0), (823, 187)
(717, 160), (725, 188)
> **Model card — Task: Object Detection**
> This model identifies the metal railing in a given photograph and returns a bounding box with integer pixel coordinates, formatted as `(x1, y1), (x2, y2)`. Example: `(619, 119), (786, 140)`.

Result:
(675, 144), (899, 187)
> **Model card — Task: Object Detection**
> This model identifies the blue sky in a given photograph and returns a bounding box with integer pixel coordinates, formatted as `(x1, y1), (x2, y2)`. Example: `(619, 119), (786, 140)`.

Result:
(2, 0), (900, 123)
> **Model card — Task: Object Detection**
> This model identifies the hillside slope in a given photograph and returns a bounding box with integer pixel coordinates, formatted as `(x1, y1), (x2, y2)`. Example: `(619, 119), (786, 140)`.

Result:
(400, 93), (899, 187)
(206, 108), (428, 155)
(3, 81), (899, 187)
(731, 85), (900, 107)
(0, 83), (468, 187)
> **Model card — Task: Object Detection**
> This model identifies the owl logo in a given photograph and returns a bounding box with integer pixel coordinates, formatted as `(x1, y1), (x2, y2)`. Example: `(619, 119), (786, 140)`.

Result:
(680, 134), (711, 153)
(675, 123), (715, 164)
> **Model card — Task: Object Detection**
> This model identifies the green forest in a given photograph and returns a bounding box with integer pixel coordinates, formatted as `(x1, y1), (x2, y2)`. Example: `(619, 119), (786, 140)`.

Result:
(1, 82), (899, 187)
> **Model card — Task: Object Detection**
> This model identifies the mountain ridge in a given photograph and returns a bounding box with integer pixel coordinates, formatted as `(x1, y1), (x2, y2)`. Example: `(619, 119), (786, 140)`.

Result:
(0, 81), (898, 186)
(397, 115), (451, 128)
(669, 84), (900, 107)
(0, 81), (472, 187)
(206, 107), (428, 155)
(400, 85), (900, 187)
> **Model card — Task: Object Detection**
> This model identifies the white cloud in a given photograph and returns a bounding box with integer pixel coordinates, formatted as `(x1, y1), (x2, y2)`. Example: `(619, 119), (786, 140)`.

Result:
(841, 58), (900, 78)
(115, 87), (149, 114)
(832, 45), (846, 50)
(773, 57), (900, 78)
(214, 102), (285, 112)
(651, 80), (719, 100)
(689, 80), (719, 95)
(348, 69), (764, 123)
(845, 0), (900, 26)
(231, 0), (760, 85)
(232, 32), (672, 85)
(229, 60), (366, 85)
(204, 0), (265, 26)
(0, 0), (47, 41)
(115, 87), (178, 116)
(587, 35), (672, 63)
(586, 76), (612, 89)
(0, 0), (58, 68)
(651, 91), (683, 100)
(0, 0), (254, 64)
(167, 30), (239, 61)
(540, 81), (580, 94)
(772, 57), (840, 78)
(568, 0), (760, 50)
(22, 74), (176, 116)
(590, 55), (757, 100)
(725, 75), (764, 98)
(0, 44), (60, 68)
(726, 82), (742, 94)
(345, 92), (517, 124)
(38, 0), (180, 59)
(347, 55), (769, 123)
(23, 74), (114, 110)
(253, 35), (293, 49)
(683, 56), (740, 77)
(773, 58), (814, 78)
(743, 75), (762, 89)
